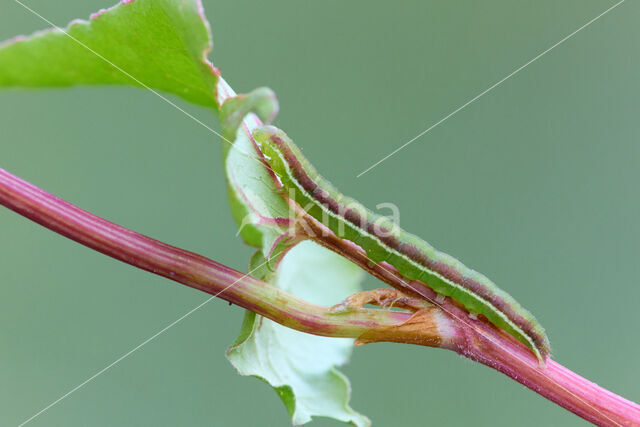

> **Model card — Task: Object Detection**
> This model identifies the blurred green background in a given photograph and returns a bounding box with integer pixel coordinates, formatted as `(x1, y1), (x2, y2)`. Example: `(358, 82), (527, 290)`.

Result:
(1, 0), (638, 425)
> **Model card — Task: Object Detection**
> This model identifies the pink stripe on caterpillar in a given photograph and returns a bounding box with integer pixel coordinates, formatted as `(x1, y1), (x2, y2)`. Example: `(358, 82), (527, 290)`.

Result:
(267, 134), (549, 355)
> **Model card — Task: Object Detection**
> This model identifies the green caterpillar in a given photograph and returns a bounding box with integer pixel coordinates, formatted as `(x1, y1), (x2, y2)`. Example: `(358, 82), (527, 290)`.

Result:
(253, 125), (551, 363)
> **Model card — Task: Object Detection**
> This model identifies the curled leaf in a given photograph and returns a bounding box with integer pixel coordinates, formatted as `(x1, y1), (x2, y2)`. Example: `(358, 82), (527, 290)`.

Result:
(227, 243), (369, 426)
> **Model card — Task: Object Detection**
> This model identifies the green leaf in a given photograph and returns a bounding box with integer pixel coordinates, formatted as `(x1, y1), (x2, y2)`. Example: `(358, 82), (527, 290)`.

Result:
(220, 87), (279, 140)
(227, 242), (370, 427)
(219, 82), (292, 253)
(219, 79), (369, 425)
(224, 122), (291, 251)
(0, 0), (218, 108)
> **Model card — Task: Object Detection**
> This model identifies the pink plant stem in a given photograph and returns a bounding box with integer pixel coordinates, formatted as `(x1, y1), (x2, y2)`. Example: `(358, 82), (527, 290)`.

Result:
(1, 167), (639, 426)
(0, 167), (429, 340)
(465, 339), (640, 426)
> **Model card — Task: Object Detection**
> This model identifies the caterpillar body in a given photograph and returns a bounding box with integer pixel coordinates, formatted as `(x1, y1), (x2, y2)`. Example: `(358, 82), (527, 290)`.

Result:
(253, 125), (551, 363)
